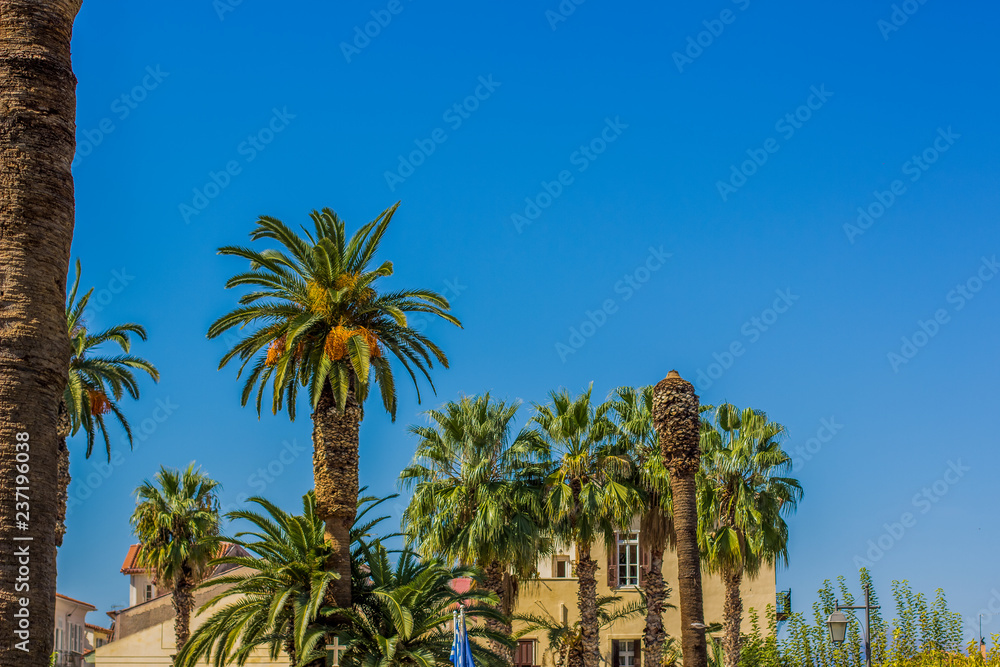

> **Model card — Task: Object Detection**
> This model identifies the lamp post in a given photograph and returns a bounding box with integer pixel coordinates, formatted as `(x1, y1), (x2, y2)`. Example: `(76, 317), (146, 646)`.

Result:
(826, 584), (880, 667)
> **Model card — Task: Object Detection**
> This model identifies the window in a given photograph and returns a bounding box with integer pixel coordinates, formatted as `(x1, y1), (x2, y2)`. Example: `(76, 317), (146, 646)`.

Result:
(554, 556), (570, 578)
(612, 639), (641, 667)
(145, 584), (153, 601)
(617, 531), (639, 587)
(515, 640), (535, 667)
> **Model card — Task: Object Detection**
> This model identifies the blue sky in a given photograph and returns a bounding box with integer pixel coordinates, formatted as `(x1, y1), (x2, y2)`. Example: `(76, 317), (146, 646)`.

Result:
(62, 0), (1000, 638)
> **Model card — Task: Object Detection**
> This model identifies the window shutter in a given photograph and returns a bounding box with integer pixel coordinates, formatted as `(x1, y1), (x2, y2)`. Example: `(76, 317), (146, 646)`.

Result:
(612, 640), (620, 667)
(639, 538), (650, 587)
(607, 534), (617, 588)
(635, 639), (642, 667)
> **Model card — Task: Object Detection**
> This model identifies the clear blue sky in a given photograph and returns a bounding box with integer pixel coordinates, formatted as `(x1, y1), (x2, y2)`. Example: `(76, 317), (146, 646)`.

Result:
(62, 0), (1000, 638)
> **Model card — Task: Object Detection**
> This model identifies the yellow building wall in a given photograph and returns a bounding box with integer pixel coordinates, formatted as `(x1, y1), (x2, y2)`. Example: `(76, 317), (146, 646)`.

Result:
(513, 539), (776, 667)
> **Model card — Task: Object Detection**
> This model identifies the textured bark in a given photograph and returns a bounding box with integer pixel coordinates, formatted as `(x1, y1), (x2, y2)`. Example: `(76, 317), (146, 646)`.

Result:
(483, 560), (515, 667)
(0, 2), (81, 666)
(643, 546), (668, 667)
(653, 371), (707, 667)
(171, 570), (194, 652)
(722, 566), (743, 667)
(575, 542), (600, 667)
(54, 399), (69, 547)
(312, 382), (360, 609)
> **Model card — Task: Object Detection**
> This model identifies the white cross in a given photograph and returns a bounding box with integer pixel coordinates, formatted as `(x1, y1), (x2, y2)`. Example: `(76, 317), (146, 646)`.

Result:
(326, 636), (348, 667)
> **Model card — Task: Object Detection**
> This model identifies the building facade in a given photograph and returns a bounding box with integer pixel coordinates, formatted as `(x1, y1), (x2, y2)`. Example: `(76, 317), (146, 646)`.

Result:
(510, 525), (778, 667)
(54, 593), (104, 667)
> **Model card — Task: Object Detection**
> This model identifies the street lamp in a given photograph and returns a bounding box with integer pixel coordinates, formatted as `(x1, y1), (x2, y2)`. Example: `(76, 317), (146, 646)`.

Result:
(826, 584), (880, 667)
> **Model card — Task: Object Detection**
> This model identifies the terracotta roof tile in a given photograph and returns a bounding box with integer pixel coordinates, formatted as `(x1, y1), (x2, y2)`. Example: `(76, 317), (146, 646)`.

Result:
(56, 593), (97, 610)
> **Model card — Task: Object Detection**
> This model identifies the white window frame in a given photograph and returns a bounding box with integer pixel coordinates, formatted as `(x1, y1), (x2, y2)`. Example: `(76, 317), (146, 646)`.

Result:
(617, 531), (640, 587)
(146, 583), (153, 601)
(554, 555), (571, 578)
(619, 640), (637, 667)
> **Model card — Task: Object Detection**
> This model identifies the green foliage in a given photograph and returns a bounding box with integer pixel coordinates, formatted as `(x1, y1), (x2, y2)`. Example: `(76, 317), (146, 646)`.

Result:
(64, 259), (159, 458)
(400, 394), (549, 586)
(130, 463), (221, 588)
(749, 571), (984, 667)
(207, 204), (460, 420)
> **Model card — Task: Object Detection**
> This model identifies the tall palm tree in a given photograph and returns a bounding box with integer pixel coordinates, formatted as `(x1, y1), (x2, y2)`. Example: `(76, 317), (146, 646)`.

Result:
(652, 371), (707, 667)
(515, 595), (645, 667)
(57, 260), (159, 546)
(608, 385), (675, 667)
(208, 204), (460, 607)
(0, 2), (82, 665)
(532, 387), (639, 667)
(699, 404), (802, 667)
(131, 464), (222, 654)
(177, 492), (396, 667)
(400, 394), (548, 666)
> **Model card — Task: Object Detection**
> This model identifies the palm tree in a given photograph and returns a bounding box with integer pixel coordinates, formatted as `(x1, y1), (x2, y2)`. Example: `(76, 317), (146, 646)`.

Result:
(608, 385), (675, 667)
(0, 2), (82, 664)
(177, 491), (396, 667)
(400, 394), (548, 666)
(532, 387), (639, 667)
(304, 545), (510, 667)
(652, 371), (707, 667)
(57, 260), (159, 546)
(207, 204), (460, 607)
(131, 464), (222, 654)
(699, 404), (802, 667)
(515, 595), (645, 667)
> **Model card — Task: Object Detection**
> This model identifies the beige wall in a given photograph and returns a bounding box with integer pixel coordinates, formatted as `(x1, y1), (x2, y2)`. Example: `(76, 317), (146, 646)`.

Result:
(513, 538), (776, 667)
(54, 596), (96, 667)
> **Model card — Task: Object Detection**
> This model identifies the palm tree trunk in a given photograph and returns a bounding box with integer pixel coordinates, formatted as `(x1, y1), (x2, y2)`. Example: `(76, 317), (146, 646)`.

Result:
(722, 566), (743, 667)
(575, 542), (600, 667)
(172, 571), (195, 652)
(643, 546), (668, 667)
(483, 560), (515, 667)
(0, 2), (81, 666)
(55, 400), (70, 547)
(653, 371), (707, 667)
(312, 382), (360, 608)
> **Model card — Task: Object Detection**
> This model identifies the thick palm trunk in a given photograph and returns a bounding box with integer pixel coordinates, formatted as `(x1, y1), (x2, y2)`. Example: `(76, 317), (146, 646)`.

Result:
(172, 571), (195, 652)
(0, 2), (81, 666)
(483, 560), (515, 667)
(575, 542), (600, 667)
(643, 546), (668, 667)
(653, 371), (707, 667)
(312, 383), (360, 608)
(722, 566), (743, 667)
(55, 400), (70, 547)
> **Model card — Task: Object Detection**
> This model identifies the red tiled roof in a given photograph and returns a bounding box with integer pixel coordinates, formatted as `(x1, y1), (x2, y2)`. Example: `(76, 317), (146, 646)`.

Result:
(86, 623), (111, 634)
(121, 542), (243, 576)
(56, 593), (97, 610)
(450, 577), (473, 594)
(120, 544), (144, 574)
